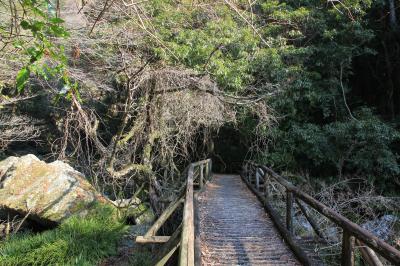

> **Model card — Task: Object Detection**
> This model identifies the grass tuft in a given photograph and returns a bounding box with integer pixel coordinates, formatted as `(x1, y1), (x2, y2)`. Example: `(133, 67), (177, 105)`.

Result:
(0, 204), (128, 266)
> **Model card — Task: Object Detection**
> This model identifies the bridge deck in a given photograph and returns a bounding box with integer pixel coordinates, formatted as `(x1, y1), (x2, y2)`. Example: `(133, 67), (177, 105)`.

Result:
(197, 174), (301, 265)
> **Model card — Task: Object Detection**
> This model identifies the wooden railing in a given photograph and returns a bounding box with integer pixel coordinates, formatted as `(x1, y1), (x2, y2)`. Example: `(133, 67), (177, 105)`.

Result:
(242, 162), (400, 266)
(136, 159), (212, 266)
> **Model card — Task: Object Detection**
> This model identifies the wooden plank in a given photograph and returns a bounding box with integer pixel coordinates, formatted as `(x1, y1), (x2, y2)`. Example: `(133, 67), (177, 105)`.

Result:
(258, 165), (400, 265)
(356, 239), (383, 266)
(286, 190), (294, 235)
(155, 242), (180, 266)
(154, 224), (182, 266)
(136, 236), (170, 244)
(179, 165), (195, 266)
(143, 196), (184, 238)
(342, 230), (355, 266)
(241, 174), (313, 266)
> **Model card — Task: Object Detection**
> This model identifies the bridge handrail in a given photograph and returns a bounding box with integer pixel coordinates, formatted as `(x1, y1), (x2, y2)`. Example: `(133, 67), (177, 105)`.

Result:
(243, 161), (400, 266)
(136, 158), (212, 266)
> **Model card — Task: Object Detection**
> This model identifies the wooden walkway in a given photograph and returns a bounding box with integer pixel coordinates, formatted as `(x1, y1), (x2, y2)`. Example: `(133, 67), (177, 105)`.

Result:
(136, 160), (400, 266)
(197, 174), (301, 265)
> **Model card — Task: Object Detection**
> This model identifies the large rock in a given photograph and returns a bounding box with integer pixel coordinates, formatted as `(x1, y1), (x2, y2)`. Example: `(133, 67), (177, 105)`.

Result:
(362, 215), (398, 241)
(0, 154), (107, 226)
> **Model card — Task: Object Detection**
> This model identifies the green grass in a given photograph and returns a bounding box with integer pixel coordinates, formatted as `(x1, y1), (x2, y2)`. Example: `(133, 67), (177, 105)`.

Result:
(0, 205), (128, 266)
(130, 249), (153, 266)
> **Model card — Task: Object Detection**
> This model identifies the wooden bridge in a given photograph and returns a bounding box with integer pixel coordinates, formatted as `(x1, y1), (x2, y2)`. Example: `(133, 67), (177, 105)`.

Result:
(136, 159), (400, 266)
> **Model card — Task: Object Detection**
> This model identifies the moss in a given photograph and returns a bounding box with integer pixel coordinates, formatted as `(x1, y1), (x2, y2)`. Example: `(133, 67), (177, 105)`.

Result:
(0, 155), (110, 225)
(68, 199), (96, 215)
(119, 203), (155, 225)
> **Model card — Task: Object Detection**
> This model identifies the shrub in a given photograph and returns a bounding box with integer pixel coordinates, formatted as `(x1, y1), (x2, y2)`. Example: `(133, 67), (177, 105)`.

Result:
(263, 108), (400, 192)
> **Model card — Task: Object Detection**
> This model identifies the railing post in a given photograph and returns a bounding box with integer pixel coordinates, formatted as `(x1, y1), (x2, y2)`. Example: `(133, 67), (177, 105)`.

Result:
(205, 161), (209, 181)
(180, 165), (195, 266)
(356, 239), (383, 266)
(252, 165), (256, 184)
(209, 160), (212, 179)
(264, 172), (269, 202)
(245, 163), (400, 265)
(286, 190), (294, 235)
(341, 230), (355, 266)
(255, 168), (260, 190)
(200, 164), (204, 188)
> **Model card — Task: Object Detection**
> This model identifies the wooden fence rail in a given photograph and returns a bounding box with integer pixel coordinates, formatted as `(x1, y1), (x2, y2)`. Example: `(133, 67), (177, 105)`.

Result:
(136, 159), (212, 266)
(242, 162), (400, 266)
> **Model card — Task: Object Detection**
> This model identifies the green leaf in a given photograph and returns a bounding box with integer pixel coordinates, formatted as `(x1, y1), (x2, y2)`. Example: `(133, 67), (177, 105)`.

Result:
(30, 21), (45, 32)
(26, 47), (43, 63)
(13, 40), (23, 49)
(20, 20), (30, 30)
(49, 17), (65, 24)
(16, 67), (30, 92)
(49, 25), (69, 37)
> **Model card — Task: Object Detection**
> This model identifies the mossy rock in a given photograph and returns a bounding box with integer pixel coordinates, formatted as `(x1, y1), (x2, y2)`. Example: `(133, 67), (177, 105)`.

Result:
(0, 154), (109, 227)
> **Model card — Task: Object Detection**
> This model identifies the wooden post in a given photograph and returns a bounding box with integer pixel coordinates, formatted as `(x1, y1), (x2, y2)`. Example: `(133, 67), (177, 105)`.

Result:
(356, 239), (383, 266)
(264, 172), (269, 202)
(342, 230), (355, 266)
(248, 164), (400, 265)
(252, 165), (256, 184)
(199, 164), (204, 188)
(205, 161), (209, 181)
(209, 160), (212, 178)
(154, 223), (182, 266)
(255, 168), (260, 190)
(286, 190), (294, 235)
(179, 166), (195, 266)
(248, 164), (251, 182)
(249, 165), (253, 182)
(142, 197), (184, 238)
(248, 165), (252, 182)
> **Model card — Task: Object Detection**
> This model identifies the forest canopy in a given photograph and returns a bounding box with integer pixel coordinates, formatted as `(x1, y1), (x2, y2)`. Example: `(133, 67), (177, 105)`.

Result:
(1, 0), (400, 264)
(1, 0), (399, 207)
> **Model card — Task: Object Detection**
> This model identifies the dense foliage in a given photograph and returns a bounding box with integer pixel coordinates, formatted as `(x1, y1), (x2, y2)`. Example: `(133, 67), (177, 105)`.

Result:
(2, 0), (399, 191)
(0, 0), (71, 95)
(140, 0), (400, 192)
(1, 0), (400, 264)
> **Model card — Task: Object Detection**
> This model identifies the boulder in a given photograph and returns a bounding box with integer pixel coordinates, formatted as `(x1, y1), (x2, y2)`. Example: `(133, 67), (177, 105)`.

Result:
(111, 199), (155, 225)
(361, 215), (398, 241)
(0, 154), (108, 227)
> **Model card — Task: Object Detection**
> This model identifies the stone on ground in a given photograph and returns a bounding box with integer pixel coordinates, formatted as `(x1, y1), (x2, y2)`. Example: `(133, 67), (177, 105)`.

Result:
(0, 154), (107, 226)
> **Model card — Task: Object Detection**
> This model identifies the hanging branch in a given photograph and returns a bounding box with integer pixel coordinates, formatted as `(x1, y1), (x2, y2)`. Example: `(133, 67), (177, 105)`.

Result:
(223, 0), (270, 47)
(340, 62), (358, 121)
(88, 0), (115, 36)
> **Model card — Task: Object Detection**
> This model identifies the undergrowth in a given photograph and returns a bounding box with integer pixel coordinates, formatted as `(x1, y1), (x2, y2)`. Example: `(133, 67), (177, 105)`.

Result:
(129, 249), (153, 266)
(0, 204), (128, 266)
